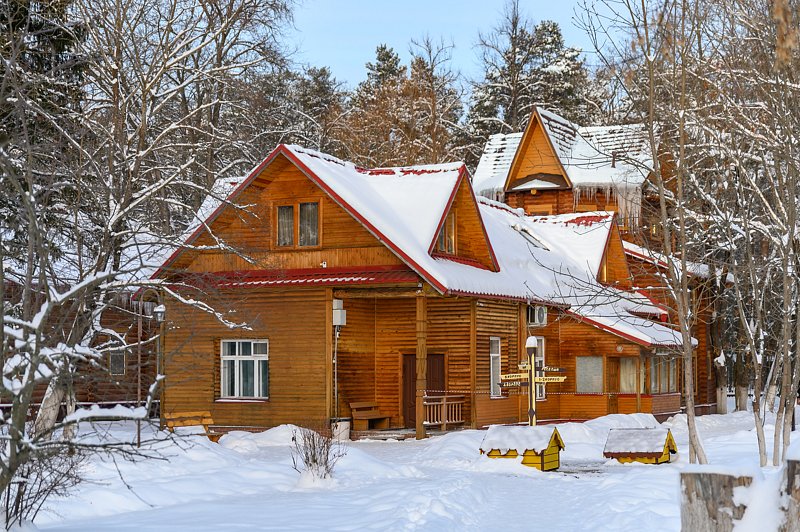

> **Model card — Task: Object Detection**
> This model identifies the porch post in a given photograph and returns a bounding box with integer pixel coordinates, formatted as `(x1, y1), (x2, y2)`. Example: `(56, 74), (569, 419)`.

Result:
(636, 351), (643, 411)
(415, 290), (428, 439)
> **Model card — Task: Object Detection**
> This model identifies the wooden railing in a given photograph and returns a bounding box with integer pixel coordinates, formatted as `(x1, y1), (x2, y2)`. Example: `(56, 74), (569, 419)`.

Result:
(423, 395), (465, 430)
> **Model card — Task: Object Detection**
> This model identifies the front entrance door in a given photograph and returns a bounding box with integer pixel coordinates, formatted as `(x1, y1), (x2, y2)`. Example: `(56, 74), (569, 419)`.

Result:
(402, 354), (445, 428)
(607, 357), (620, 414)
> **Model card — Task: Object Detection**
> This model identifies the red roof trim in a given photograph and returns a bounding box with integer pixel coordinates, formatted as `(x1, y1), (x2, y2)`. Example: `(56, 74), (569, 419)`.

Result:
(431, 253), (491, 270)
(182, 266), (420, 289)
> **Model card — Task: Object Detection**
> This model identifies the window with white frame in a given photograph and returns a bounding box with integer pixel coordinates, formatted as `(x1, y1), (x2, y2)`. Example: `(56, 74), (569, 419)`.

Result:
(221, 340), (269, 398)
(532, 336), (546, 400)
(490, 337), (501, 398)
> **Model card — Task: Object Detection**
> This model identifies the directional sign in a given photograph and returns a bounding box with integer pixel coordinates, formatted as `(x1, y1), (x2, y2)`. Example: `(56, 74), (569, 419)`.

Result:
(540, 366), (565, 373)
(533, 376), (567, 383)
(500, 373), (529, 381)
(499, 381), (529, 388)
(518, 362), (531, 371)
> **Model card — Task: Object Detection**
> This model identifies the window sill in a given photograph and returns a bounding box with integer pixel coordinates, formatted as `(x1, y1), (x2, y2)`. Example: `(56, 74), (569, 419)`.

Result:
(215, 398), (269, 403)
(489, 395), (509, 400)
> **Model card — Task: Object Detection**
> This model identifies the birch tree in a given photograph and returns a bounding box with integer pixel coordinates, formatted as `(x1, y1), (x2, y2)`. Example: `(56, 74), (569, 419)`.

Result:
(0, 0), (291, 525)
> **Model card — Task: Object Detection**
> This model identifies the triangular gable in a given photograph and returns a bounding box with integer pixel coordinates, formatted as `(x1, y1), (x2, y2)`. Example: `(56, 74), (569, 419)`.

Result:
(504, 108), (573, 192)
(429, 171), (500, 272)
(597, 217), (633, 287)
(153, 145), (470, 295)
(150, 148), (293, 280)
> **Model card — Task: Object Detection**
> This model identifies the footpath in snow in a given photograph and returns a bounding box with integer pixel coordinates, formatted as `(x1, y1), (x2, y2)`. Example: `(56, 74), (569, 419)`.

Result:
(36, 409), (796, 531)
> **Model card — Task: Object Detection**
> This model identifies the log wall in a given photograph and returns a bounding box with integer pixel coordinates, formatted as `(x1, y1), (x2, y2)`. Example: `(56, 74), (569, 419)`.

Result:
(163, 287), (330, 427)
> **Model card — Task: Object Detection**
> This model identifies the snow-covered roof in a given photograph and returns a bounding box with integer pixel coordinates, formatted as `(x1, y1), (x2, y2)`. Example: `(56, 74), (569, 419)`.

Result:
(480, 425), (564, 454)
(472, 132), (523, 197)
(156, 144), (689, 348)
(622, 241), (732, 282)
(534, 108), (652, 191)
(603, 428), (676, 456)
(471, 108), (654, 201)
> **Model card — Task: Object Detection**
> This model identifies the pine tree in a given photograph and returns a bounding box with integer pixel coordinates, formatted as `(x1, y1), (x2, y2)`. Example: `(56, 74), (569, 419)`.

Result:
(343, 45), (411, 166)
(463, 0), (593, 169)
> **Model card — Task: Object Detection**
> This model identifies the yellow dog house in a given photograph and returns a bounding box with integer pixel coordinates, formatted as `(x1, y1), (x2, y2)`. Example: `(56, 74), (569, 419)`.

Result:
(603, 428), (677, 464)
(480, 426), (565, 471)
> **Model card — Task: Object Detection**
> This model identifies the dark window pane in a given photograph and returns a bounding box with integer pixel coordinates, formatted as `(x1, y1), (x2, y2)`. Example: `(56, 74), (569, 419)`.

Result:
(223, 341), (237, 357)
(223, 360), (235, 397)
(240, 360), (255, 397)
(259, 360), (269, 397)
(109, 352), (125, 375)
(299, 202), (319, 246)
(277, 205), (294, 246)
(239, 341), (251, 356)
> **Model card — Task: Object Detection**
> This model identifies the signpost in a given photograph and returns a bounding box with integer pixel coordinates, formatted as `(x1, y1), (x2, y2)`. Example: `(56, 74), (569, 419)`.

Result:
(498, 340), (567, 424)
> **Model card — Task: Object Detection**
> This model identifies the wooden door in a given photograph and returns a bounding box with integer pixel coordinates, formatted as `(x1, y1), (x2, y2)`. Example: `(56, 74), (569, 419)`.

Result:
(607, 357), (620, 414)
(402, 354), (445, 428)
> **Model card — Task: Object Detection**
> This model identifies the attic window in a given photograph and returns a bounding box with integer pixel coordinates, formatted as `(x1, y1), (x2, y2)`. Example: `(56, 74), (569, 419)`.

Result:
(276, 202), (319, 248)
(435, 210), (456, 254)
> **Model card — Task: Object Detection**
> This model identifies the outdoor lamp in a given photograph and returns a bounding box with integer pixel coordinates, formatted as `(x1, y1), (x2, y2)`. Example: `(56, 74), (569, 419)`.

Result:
(152, 304), (166, 323)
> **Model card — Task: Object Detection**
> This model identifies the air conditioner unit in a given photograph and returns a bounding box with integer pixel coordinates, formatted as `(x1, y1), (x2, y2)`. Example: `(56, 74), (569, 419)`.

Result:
(527, 305), (548, 327)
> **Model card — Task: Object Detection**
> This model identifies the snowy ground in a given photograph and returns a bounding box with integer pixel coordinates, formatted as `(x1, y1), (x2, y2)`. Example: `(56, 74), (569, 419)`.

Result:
(34, 406), (797, 531)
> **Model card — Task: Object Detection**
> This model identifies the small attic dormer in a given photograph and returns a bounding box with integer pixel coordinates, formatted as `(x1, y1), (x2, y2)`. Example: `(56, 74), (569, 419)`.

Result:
(430, 171), (499, 272)
(504, 108), (572, 194)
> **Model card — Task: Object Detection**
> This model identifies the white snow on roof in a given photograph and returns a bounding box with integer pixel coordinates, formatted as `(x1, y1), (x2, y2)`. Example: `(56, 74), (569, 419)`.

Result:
(161, 144), (690, 348)
(480, 425), (563, 454)
(472, 132), (523, 197)
(287, 145), (462, 266)
(291, 146), (687, 346)
(536, 107), (652, 189)
(622, 240), (732, 282)
(603, 428), (674, 455)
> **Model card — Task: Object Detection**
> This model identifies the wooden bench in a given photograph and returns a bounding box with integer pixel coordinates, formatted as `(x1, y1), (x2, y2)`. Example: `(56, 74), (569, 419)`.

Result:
(349, 402), (390, 431)
(164, 411), (223, 443)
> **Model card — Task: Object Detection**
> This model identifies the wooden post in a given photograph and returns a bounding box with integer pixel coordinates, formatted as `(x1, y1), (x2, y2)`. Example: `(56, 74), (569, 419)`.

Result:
(469, 300), (477, 428)
(780, 459), (800, 532)
(415, 291), (428, 439)
(636, 353), (642, 412)
(680, 472), (752, 531)
(325, 288), (333, 421)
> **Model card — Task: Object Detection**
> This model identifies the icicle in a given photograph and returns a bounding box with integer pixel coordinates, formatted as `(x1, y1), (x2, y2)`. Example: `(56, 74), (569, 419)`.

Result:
(572, 183), (642, 227)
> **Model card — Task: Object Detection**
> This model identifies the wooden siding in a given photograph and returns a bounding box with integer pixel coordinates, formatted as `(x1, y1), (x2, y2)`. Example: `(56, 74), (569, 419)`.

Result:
(508, 120), (564, 185)
(475, 299), (521, 426)
(554, 318), (641, 420)
(599, 224), (633, 288)
(505, 189), (574, 216)
(182, 157), (403, 274)
(370, 296), (474, 427)
(162, 287), (329, 427)
(450, 178), (497, 270)
(336, 298), (376, 415)
(627, 254), (717, 408)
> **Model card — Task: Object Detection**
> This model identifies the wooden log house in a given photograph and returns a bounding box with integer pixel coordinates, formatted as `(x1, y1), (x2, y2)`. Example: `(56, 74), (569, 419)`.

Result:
(474, 107), (718, 414)
(152, 144), (691, 438)
(1, 280), (158, 412)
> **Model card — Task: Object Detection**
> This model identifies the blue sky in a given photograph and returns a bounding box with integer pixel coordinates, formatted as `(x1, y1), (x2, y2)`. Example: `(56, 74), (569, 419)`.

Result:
(290, 0), (599, 88)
